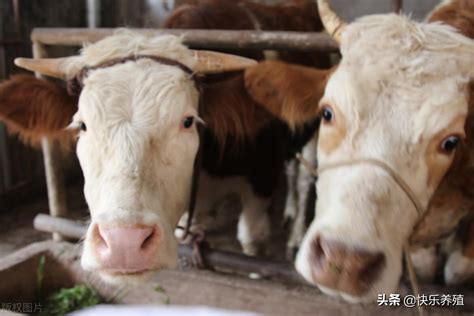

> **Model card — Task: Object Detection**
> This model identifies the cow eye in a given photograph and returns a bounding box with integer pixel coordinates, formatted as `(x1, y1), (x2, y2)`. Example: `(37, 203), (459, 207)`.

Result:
(440, 135), (460, 154)
(183, 116), (194, 129)
(321, 106), (334, 123)
(80, 122), (87, 132)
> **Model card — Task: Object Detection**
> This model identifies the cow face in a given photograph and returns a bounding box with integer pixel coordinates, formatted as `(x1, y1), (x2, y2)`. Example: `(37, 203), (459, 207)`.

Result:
(76, 57), (200, 280)
(295, 3), (474, 302)
(5, 32), (255, 282)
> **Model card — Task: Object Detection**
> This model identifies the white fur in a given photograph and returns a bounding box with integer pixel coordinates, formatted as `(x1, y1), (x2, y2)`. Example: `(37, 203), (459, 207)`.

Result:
(296, 14), (474, 302)
(444, 244), (474, 285)
(410, 246), (438, 282)
(283, 159), (298, 222)
(183, 171), (271, 256)
(285, 134), (318, 258)
(69, 32), (201, 278)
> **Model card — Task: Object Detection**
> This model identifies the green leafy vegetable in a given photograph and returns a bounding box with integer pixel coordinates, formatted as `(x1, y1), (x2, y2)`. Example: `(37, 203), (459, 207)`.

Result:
(35, 255), (46, 299)
(38, 284), (103, 316)
(154, 284), (171, 305)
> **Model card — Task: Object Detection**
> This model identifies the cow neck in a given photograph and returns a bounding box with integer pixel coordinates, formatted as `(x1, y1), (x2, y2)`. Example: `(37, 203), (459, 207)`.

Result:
(67, 55), (203, 239)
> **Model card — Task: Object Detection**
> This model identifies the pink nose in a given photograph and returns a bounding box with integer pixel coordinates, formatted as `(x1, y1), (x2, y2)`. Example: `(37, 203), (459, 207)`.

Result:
(95, 224), (159, 273)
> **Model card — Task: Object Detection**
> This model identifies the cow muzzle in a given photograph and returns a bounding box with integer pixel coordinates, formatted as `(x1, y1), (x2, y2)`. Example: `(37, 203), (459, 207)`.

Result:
(92, 223), (160, 274)
(309, 235), (386, 296)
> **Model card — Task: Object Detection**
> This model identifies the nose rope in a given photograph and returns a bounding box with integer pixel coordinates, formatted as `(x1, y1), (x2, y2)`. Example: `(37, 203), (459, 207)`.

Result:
(296, 154), (424, 216)
(296, 154), (424, 316)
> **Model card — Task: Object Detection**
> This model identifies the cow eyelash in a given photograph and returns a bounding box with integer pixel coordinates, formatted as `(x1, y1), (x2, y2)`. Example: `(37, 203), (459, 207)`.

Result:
(182, 115), (205, 129)
(66, 121), (87, 139)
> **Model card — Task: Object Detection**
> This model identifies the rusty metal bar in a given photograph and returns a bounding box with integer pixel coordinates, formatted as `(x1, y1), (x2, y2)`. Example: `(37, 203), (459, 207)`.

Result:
(33, 214), (304, 283)
(32, 42), (68, 241)
(30, 28), (339, 52)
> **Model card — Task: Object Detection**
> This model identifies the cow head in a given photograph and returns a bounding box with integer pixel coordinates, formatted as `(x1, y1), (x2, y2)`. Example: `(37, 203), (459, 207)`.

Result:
(0, 31), (255, 282)
(245, 0), (474, 303)
(295, 0), (474, 302)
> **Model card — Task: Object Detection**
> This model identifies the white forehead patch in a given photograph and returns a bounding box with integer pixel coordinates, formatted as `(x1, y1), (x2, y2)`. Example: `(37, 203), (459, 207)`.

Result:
(323, 14), (474, 145)
(64, 31), (197, 78)
(340, 14), (474, 85)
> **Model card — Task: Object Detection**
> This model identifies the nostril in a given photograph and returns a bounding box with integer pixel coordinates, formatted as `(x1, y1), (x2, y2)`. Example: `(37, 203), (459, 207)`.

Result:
(311, 236), (327, 270)
(359, 252), (386, 286)
(140, 228), (156, 250)
(95, 225), (109, 250)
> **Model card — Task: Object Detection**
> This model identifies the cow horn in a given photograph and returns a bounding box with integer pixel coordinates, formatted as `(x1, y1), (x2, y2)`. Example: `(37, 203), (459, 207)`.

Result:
(317, 0), (347, 43)
(14, 56), (82, 80)
(191, 50), (257, 74)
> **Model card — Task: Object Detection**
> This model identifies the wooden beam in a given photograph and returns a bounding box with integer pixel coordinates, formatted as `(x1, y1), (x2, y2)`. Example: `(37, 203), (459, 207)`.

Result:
(30, 28), (340, 52)
(33, 42), (68, 241)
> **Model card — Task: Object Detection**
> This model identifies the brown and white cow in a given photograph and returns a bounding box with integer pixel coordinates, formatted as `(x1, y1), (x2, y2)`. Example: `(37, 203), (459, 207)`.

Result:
(246, 0), (474, 302)
(163, 0), (332, 256)
(0, 33), (255, 281)
(0, 31), (329, 281)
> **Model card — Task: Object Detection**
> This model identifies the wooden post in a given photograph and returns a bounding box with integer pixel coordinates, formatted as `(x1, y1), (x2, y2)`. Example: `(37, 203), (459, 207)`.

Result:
(32, 42), (68, 241)
(393, 0), (403, 13)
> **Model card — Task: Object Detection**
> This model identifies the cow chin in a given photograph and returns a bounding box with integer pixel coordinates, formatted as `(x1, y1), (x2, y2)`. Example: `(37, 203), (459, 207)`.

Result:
(96, 266), (171, 286)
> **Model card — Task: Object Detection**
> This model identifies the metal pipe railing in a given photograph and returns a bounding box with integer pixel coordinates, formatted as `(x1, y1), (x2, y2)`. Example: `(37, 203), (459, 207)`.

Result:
(31, 28), (339, 52)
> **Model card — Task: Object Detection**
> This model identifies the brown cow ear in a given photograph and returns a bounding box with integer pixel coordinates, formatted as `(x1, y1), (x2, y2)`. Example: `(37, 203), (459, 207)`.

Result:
(0, 75), (78, 145)
(244, 60), (334, 128)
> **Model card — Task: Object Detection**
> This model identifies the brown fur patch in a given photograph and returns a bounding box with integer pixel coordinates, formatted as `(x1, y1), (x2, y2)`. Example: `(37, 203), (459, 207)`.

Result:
(200, 72), (274, 149)
(425, 115), (466, 188)
(0, 75), (78, 145)
(462, 218), (474, 258)
(244, 61), (334, 129)
(318, 105), (347, 155)
(428, 0), (474, 39)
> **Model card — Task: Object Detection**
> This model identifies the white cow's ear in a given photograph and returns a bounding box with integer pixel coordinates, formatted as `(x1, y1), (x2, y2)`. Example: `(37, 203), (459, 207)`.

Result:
(14, 56), (85, 80)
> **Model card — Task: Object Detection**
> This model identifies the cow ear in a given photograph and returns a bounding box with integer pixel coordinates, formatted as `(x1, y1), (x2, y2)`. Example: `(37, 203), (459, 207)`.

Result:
(244, 61), (334, 128)
(0, 75), (78, 145)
